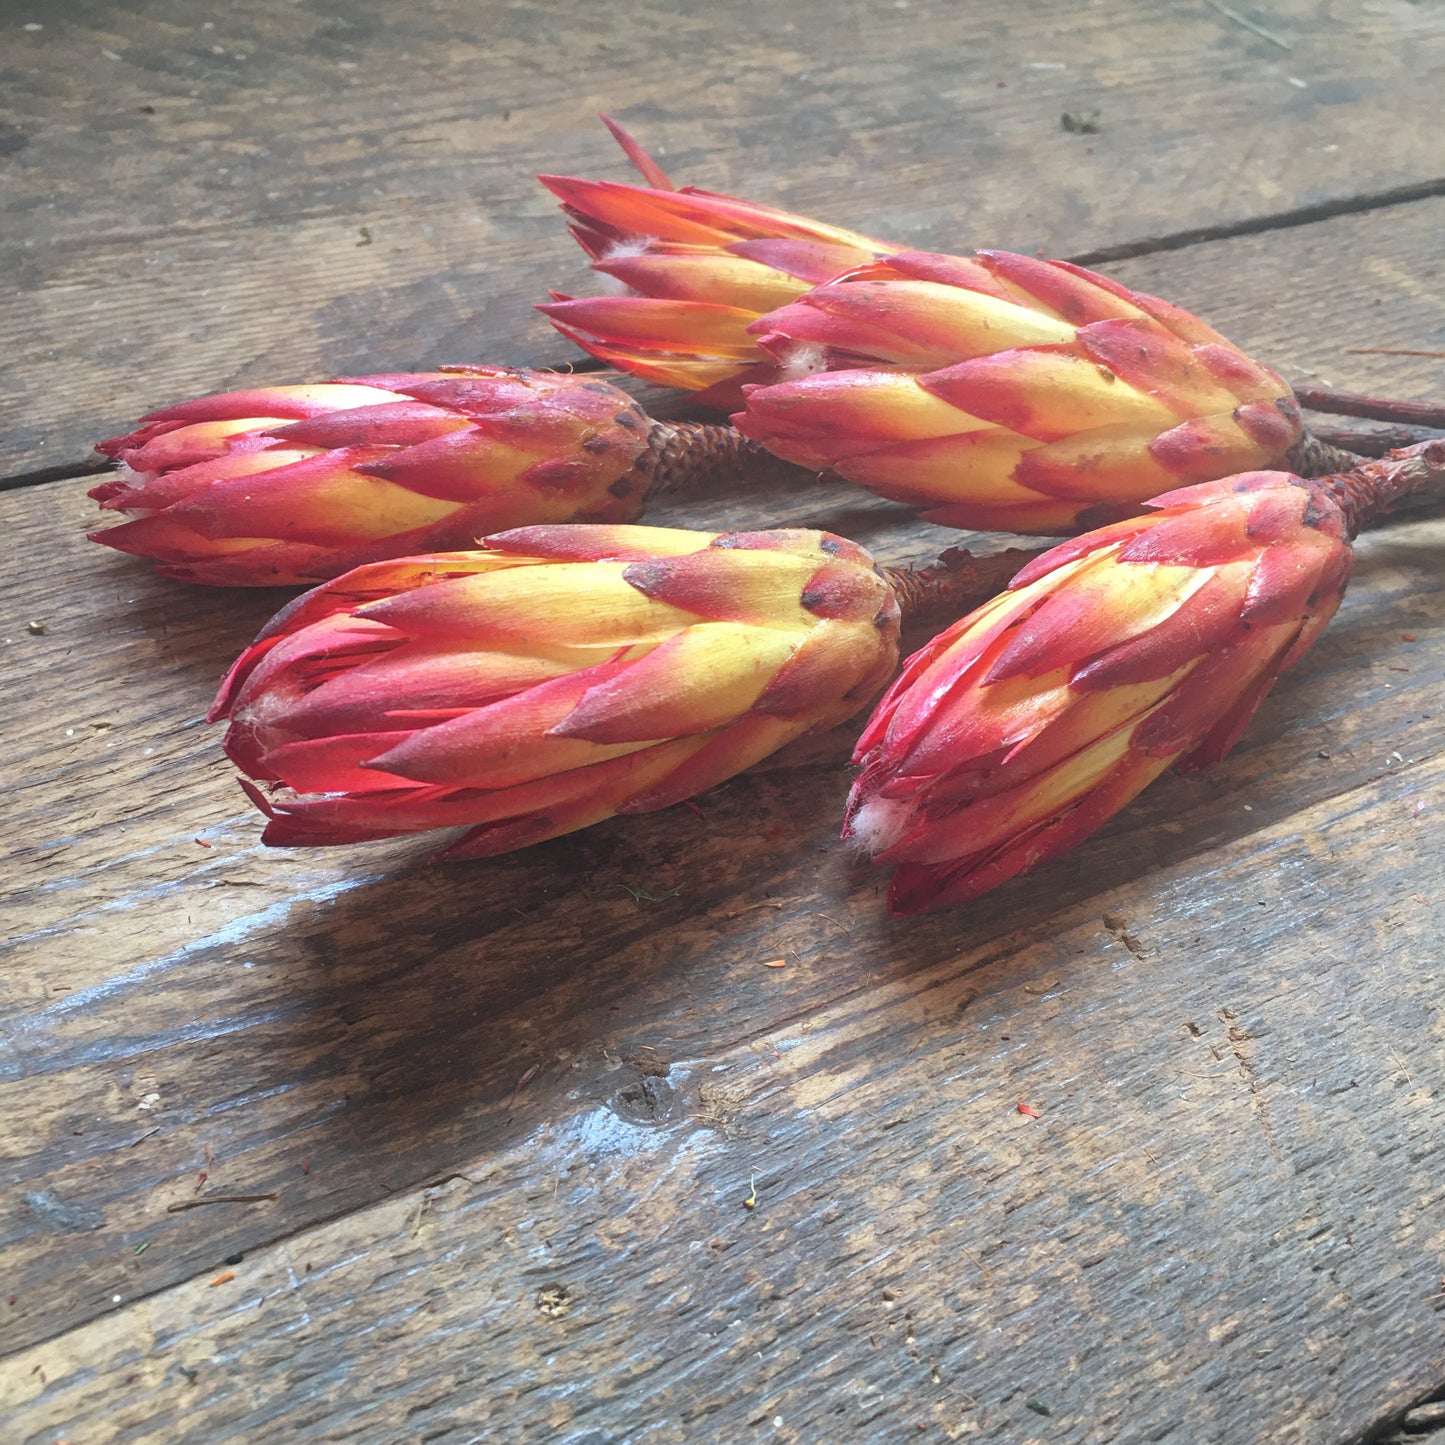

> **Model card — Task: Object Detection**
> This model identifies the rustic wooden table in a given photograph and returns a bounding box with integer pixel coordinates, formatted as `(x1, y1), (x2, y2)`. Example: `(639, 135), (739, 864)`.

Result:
(3, 2), (1443, 1441)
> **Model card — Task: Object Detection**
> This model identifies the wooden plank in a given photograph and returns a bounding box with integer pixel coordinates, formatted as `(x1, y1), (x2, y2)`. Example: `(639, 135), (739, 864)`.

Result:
(4, 0), (1445, 474)
(2, 197), (1444, 1371)
(2, 760), (1441, 1442)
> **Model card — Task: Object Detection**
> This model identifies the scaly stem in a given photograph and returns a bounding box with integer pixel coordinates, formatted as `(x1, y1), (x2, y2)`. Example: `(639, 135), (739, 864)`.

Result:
(1285, 431), (1366, 477)
(1295, 385), (1445, 430)
(1318, 439), (1445, 538)
(637, 420), (772, 498)
(882, 546), (1045, 624)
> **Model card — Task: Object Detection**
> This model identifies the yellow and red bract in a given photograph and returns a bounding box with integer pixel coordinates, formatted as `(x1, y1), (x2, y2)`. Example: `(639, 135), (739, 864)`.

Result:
(90, 370), (654, 586)
(213, 524), (901, 857)
(845, 471), (1353, 913)
(537, 143), (893, 408)
(736, 250), (1303, 534)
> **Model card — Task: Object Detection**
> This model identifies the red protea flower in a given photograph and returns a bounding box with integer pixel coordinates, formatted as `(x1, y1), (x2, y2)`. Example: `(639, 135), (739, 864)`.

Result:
(737, 250), (1308, 535)
(90, 368), (752, 586)
(211, 524), (905, 856)
(844, 459), (1410, 912)
(537, 118), (893, 409)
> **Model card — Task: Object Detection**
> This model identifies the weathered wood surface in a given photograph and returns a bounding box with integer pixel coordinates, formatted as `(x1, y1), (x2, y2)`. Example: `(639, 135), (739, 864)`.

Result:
(2, 758), (1443, 1444)
(3, 0), (1445, 476)
(4, 0), (1445, 1440)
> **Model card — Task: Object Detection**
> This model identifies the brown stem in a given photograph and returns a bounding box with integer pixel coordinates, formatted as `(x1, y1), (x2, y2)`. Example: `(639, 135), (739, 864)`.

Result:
(882, 546), (1045, 624)
(1303, 420), (1445, 459)
(637, 420), (770, 498)
(1317, 439), (1445, 538)
(1285, 430), (1366, 477)
(1294, 385), (1445, 430)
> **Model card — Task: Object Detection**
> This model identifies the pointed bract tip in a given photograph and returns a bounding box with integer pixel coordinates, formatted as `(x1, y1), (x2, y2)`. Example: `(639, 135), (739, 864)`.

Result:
(598, 113), (676, 191)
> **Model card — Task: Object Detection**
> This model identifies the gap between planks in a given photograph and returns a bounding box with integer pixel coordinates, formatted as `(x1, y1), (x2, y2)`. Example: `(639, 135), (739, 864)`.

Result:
(5, 181), (1444, 493)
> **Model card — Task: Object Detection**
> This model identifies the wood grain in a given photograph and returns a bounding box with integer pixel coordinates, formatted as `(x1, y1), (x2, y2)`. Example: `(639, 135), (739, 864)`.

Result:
(2, 198), (1443, 1393)
(6, 2), (1445, 1438)
(3, 0), (1444, 474)
(2, 761), (1441, 1442)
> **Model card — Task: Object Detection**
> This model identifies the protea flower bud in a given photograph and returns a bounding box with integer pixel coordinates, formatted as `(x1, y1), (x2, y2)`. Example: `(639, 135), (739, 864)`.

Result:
(211, 524), (904, 856)
(90, 368), (753, 586)
(736, 250), (1309, 534)
(537, 119), (893, 409)
(846, 463), (1391, 913)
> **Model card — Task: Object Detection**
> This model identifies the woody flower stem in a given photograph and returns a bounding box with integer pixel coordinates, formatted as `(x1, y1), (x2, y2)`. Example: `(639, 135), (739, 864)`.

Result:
(1321, 438), (1445, 536)
(1296, 385), (1445, 430)
(881, 547), (1048, 624)
(1303, 420), (1445, 459)
(638, 420), (774, 499)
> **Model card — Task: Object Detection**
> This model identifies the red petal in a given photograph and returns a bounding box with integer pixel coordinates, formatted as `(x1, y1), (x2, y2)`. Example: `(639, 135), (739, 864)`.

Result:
(1074, 317), (1221, 413)
(1131, 629), (1284, 760)
(265, 732), (419, 794)
(728, 237), (879, 284)
(1072, 569), (1246, 688)
(871, 250), (1020, 301)
(1116, 497), (1258, 567)
(1147, 413), (1284, 481)
(1232, 399), (1302, 458)
(268, 401), (470, 449)
(978, 251), (1143, 326)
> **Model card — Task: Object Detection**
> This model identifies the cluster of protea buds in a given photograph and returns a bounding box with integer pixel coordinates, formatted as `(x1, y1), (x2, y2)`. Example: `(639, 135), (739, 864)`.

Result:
(91, 368), (752, 586)
(211, 525), (903, 855)
(86, 120), (1445, 908)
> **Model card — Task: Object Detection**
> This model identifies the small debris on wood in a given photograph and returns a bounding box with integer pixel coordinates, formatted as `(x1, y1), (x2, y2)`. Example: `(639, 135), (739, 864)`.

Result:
(506, 1063), (540, 1111)
(536, 1283), (571, 1319)
(1026, 1397), (1053, 1417)
(743, 1173), (758, 1210)
(26, 620), (47, 635)
(762, 957), (787, 969)
(1017, 1101), (1040, 1119)
(1413, 800), (1426, 818)
(1401, 633), (1418, 643)
(208, 1271), (235, 1287)
(166, 1193), (278, 1212)
(1204, 0), (1291, 49)
(1102, 913), (1147, 958)
(620, 881), (681, 903)
(622, 1046), (670, 1078)
(1060, 110), (1100, 134)
(133, 1240), (152, 1256)
(356, 226), (372, 246)
(194, 837), (212, 848)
